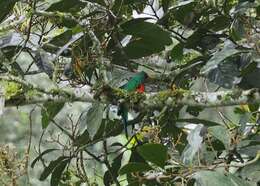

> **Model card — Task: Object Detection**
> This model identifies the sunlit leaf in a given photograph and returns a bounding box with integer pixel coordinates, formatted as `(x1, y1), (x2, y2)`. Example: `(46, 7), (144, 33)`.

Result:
(208, 126), (231, 150)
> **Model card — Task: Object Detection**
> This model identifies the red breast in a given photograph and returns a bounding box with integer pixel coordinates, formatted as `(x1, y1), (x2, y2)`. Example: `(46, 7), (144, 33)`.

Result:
(137, 84), (145, 93)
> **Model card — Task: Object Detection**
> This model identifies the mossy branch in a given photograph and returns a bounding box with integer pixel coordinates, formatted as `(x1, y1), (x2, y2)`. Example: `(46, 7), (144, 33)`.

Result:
(2, 75), (260, 109)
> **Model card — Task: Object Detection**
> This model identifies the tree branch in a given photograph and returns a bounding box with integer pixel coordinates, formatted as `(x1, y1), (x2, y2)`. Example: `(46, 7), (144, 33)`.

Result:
(2, 75), (260, 109)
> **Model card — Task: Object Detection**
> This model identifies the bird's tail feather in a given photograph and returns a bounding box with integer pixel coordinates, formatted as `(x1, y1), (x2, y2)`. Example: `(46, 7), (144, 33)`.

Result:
(122, 116), (128, 138)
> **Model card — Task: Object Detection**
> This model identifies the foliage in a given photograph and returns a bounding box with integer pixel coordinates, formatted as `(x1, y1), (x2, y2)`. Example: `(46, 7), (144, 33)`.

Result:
(0, 0), (259, 185)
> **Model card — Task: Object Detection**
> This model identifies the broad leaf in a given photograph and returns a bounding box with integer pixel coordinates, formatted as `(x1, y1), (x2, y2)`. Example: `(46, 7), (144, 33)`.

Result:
(239, 67), (260, 89)
(208, 126), (231, 150)
(85, 0), (106, 6)
(39, 156), (69, 181)
(46, 0), (85, 13)
(231, 18), (246, 41)
(86, 103), (105, 139)
(206, 15), (231, 32)
(50, 158), (70, 186)
(103, 153), (124, 186)
(119, 162), (152, 175)
(123, 38), (166, 59)
(74, 128), (91, 146)
(201, 46), (243, 74)
(207, 58), (240, 89)
(171, 42), (184, 61)
(137, 143), (167, 168)
(0, 0), (18, 22)
(41, 102), (64, 129)
(177, 118), (220, 127)
(120, 19), (172, 58)
(121, 19), (171, 45)
(31, 149), (59, 168)
(48, 30), (73, 47)
(170, 0), (196, 25)
(93, 119), (123, 140)
(192, 170), (251, 186)
(237, 160), (260, 184)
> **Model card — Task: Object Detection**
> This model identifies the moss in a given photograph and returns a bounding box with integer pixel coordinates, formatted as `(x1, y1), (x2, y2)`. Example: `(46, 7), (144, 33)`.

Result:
(1, 81), (23, 100)
(157, 90), (172, 100)
(230, 89), (243, 100)
(113, 88), (126, 98)
(223, 93), (233, 102)
(158, 89), (187, 99)
(130, 92), (145, 103)
(25, 89), (41, 99)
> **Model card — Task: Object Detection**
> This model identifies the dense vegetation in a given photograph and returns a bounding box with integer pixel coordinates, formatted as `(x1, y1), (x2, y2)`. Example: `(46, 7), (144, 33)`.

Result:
(0, 0), (259, 185)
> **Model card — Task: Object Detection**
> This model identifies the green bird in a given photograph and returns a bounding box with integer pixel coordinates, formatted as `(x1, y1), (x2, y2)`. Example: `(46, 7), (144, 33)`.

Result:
(117, 71), (148, 137)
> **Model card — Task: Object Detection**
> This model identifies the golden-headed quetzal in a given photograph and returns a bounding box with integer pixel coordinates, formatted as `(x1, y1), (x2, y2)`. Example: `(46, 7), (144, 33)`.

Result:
(117, 71), (148, 137)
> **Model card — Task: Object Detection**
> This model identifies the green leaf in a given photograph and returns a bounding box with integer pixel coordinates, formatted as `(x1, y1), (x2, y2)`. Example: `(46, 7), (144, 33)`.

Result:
(121, 19), (171, 46)
(31, 149), (59, 168)
(193, 170), (251, 186)
(74, 128), (91, 146)
(170, 0), (196, 25)
(46, 0), (85, 13)
(121, 0), (145, 4)
(207, 57), (240, 89)
(208, 126), (231, 150)
(137, 143), (167, 168)
(201, 47), (242, 74)
(93, 119), (123, 140)
(39, 156), (69, 181)
(206, 15), (231, 32)
(50, 159), (70, 186)
(85, 0), (106, 6)
(237, 160), (260, 184)
(230, 19), (246, 41)
(119, 162), (152, 175)
(123, 38), (165, 59)
(237, 137), (260, 157)
(185, 29), (206, 49)
(41, 102), (64, 129)
(0, 0), (18, 22)
(171, 42), (184, 61)
(227, 173), (252, 186)
(49, 30), (72, 47)
(103, 153), (124, 186)
(120, 19), (172, 58)
(86, 103), (105, 139)
(176, 118), (221, 126)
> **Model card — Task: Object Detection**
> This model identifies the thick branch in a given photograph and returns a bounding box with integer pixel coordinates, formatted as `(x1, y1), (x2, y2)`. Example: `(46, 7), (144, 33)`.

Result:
(2, 75), (260, 109)
(144, 89), (260, 108)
